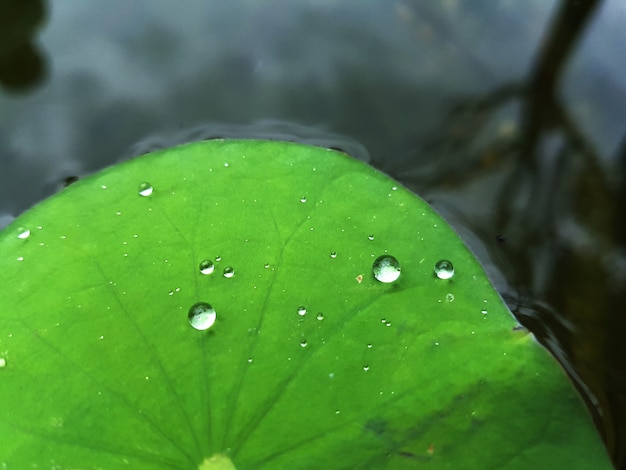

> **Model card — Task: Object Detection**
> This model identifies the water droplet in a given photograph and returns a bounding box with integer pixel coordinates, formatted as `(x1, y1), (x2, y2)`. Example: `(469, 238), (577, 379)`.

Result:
(445, 293), (455, 302)
(264, 263), (270, 269)
(17, 228), (30, 239)
(385, 321), (392, 327)
(372, 255), (401, 283)
(223, 267), (235, 278)
(368, 234), (374, 241)
(355, 274), (363, 283)
(199, 260), (215, 275)
(300, 339), (308, 348)
(391, 186), (398, 191)
(138, 182), (153, 197)
(367, 343), (373, 348)
(434, 260), (454, 279)
(316, 312), (324, 321)
(297, 306), (307, 316)
(363, 365), (370, 371)
(481, 308), (488, 315)
(247, 357), (253, 363)
(300, 196), (307, 203)
(188, 302), (217, 330)
(215, 256), (222, 262)
(330, 251), (337, 259)
(0, 358), (6, 368)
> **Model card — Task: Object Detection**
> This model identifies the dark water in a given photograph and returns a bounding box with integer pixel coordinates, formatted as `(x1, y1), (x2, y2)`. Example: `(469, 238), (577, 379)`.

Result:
(1, 0), (625, 467)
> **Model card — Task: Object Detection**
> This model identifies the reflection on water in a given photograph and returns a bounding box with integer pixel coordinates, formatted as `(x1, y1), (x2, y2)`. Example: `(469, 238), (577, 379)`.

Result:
(1, 0), (625, 466)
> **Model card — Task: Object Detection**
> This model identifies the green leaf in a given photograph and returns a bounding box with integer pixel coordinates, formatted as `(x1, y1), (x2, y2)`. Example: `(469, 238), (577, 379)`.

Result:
(0, 139), (610, 469)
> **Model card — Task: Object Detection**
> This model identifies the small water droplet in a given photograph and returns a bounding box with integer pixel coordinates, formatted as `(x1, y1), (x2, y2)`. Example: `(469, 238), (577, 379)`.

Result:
(300, 196), (307, 203)
(223, 267), (234, 278)
(481, 308), (488, 315)
(368, 234), (374, 241)
(372, 255), (401, 283)
(17, 228), (30, 239)
(391, 186), (398, 191)
(224, 162), (229, 167)
(367, 343), (373, 348)
(363, 365), (370, 371)
(138, 182), (153, 197)
(264, 263), (270, 269)
(445, 293), (455, 302)
(297, 306), (307, 316)
(316, 312), (324, 321)
(100, 184), (108, 189)
(300, 339), (308, 348)
(188, 302), (217, 330)
(215, 256), (222, 262)
(199, 259), (215, 275)
(385, 321), (392, 327)
(434, 260), (454, 279)
(330, 251), (337, 259)
(247, 357), (253, 363)
(0, 358), (6, 368)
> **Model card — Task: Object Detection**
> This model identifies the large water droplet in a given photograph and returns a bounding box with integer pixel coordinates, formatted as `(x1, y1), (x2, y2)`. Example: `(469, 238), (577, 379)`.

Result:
(223, 267), (235, 278)
(199, 259), (215, 275)
(372, 255), (401, 283)
(297, 306), (307, 316)
(434, 260), (454, 279)
(17, 228), (30, 239)
(188, 302), (217, 330)
(138, 182), (153, 197)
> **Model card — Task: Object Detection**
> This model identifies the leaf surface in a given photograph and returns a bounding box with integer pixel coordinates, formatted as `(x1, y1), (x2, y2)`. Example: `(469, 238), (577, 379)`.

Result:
(0, 140), (610, 468)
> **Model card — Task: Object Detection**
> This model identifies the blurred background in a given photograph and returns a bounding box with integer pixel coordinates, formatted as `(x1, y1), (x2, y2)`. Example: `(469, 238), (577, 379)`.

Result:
(1, 0), (624, 467)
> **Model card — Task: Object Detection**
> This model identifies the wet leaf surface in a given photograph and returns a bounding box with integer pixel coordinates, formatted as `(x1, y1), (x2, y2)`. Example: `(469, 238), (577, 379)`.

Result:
(0, 140), (610, 468)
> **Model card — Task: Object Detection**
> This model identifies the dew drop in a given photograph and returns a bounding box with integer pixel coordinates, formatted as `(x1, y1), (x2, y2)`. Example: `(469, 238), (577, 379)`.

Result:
(445, 293), (455, 302)
(363, 365), (370, 371)
(297, 306), (307, 316)
(434, 260), (454, 279)
(330, 251), (337, 259)
(368, 234), (374, 241)
(138, 182), (153, 197)
(385, 321), (392, 327)
(372, 255), (401, 283)
(316, 312), (324, 321)
(264, 263), (270, 269)
(481, 308), (488, 315)
(223, 267), (235, 278)
(300, 196), (307, 203)
(215, 256), (222, 262)
(17, 228), (30, 239)
(187, 302), (217, 330)
(247, 357), (253, 363)
(367, 343), (373, 349)
(0, 358), (6, 368)
(199, 260), (215, 275)
(300, 339), (308, 348)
